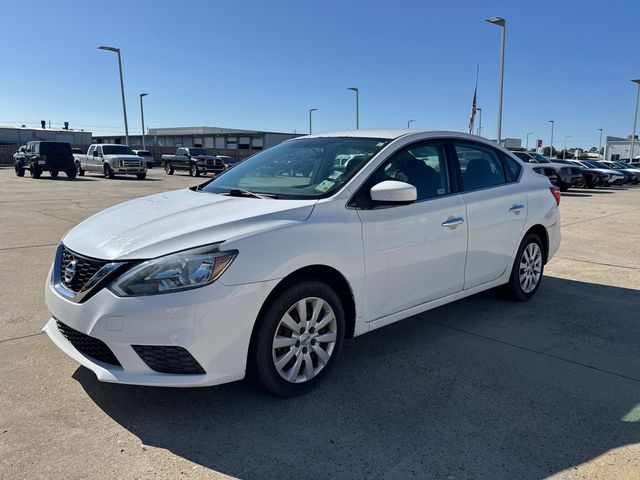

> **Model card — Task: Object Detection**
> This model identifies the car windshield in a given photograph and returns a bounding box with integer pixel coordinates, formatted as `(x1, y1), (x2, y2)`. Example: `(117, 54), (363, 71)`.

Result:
(202, 137), (389, 199)
(102, 145), (135, 155)
(190, 148), (211, 156)
(529, 153), (550, 163)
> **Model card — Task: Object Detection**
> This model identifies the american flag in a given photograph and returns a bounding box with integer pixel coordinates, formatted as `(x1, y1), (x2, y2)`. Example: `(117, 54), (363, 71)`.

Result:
(468, 86), (477, 134)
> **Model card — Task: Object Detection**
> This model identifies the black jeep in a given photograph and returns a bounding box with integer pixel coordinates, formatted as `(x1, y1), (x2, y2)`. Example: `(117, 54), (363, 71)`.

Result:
(15, 141), (76, 179)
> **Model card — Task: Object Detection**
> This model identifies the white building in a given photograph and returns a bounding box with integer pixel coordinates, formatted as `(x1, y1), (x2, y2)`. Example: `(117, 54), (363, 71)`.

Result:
(603, 135), (640, 161)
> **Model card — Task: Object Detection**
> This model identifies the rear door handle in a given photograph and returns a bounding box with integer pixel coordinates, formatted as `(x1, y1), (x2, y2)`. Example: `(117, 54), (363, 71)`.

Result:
(441, 217), (465, 228)
(509, 204), (525, 215)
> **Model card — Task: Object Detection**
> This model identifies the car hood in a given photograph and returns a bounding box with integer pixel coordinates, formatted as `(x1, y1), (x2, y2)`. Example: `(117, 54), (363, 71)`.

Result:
(62, 189), (317, 260)
(104, 154), (143, 161)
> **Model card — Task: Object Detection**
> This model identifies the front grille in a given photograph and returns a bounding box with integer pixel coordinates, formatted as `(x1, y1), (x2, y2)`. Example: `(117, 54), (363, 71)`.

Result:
(60, 246), (108, 293)
(214, 159), (223, 166)
(122, 160), (141, 167)
(56, 320), (121, 366)
(132, 345), (205, 374)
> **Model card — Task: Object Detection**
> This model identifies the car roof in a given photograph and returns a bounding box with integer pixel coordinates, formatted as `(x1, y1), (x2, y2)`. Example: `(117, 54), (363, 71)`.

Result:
(300, 129), (499, 143)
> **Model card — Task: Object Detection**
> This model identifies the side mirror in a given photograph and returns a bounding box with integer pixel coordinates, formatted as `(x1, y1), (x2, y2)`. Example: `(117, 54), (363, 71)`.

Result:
(370, 180), (417, 204)
(92, 151), (98, 157)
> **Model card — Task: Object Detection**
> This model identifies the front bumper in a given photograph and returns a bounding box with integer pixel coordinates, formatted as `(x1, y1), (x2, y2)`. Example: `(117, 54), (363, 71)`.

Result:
(115, 168), (147, 174)
(44, 266), (278, 387)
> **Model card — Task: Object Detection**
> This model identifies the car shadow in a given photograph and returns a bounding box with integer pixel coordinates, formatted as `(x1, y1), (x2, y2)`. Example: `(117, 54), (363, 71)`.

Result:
(80, 174), (163, 182)
(31, 176), (99, 182)
(571, 188), (614, 194)
(561, 192), (592, 197)
(74, 277), (640, 479)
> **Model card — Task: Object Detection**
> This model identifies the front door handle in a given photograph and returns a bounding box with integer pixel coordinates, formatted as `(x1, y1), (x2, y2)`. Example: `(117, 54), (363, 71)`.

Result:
(509, 204), (525, 215)
(441, 217), (465, 228)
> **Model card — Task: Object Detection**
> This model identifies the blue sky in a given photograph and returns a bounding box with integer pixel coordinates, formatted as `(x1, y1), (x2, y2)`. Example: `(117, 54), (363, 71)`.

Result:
(2, 0), (639, 148)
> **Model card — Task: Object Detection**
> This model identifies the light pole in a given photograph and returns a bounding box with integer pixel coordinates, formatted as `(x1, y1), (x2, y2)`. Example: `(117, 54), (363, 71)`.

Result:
(563, 135), (571, 160)
(139, 93), (148, 149)
(308, 108), (317, 134)
(598, 128), (603, 159)
(548, 120), (555, 158)
(476, 107), (482, 136)
(98, 45), (129, 145)
(407, 119), (416, 128)
(630, 79), (640, 161)
(486, 17), (506, 144)
(526, 131), (534, 150)
(347, 87), (359, 129)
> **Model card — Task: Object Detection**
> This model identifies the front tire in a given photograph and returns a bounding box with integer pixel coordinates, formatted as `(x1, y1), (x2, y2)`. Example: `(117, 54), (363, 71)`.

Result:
(505, 233), (545, 302)
(136, 172), (146, 180)
(15, 162), (25, 177)
(76, 162), (85, 176)
(250, 280), (345, 397)
(190, 164), (200, 177)
(104, 164), (115, 179)
(65, 166), (77, 180)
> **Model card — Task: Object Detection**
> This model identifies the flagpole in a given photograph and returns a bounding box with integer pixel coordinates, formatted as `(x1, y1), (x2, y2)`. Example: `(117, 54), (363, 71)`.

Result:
(469, 65), (480, 134)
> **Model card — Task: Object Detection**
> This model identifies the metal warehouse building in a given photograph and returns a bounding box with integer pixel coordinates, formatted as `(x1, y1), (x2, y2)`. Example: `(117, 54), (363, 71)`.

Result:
(0, 126), (92, 146)
(94, 126), (301, 153)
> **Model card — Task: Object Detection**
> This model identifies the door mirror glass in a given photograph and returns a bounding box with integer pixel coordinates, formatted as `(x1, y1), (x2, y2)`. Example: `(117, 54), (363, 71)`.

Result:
(370, 181), (417, 204)
(93, 150), (99, 157)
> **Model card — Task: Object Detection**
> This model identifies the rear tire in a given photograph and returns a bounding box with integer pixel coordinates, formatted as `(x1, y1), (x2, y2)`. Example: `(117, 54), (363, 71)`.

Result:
(30, 162), (41, 179)
(505, 233), (545, 302)
(15, 162), (25, 177)
(250, 280), (345, 397)
(164, 162), (174, 175)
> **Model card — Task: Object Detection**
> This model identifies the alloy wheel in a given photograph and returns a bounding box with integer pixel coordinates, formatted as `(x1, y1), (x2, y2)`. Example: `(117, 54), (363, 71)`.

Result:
(519, 242), (542, 293)
(271, 297), (337, 384)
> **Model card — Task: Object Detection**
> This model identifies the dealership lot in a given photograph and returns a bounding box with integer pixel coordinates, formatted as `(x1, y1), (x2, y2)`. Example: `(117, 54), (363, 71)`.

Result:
(1, 168), (639, 479)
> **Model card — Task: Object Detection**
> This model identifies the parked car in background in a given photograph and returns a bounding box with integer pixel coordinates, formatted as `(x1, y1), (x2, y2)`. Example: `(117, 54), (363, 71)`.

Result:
(75, 144), (147, 179)
(15, 141), (76, 179)
(13, 145), (27, 163)
(43, 130), (561, 397)
(582, 160), (633, 184)
(511, 151), (583, 191)
(161, 147), (226, 177)
(601, 161), (640, 184)
(552, 159), (608, 189)
(217, 155), (239, 169)
(570, 160), (624, 185)
(133, 150), (155, 169)
(524, 164), (558, 185)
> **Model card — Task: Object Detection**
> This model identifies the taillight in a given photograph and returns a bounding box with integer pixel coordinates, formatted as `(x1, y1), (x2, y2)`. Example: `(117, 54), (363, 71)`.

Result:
(550, 186), (561, 206)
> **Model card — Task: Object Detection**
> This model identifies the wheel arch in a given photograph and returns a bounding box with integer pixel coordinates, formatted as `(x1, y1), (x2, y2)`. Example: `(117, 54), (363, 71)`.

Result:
(253, 264), (357, 341)
(524, 224), (549, 263)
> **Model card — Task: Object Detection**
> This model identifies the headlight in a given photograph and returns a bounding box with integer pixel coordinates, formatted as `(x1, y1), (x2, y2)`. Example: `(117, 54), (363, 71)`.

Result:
(109, 244), (237, 297)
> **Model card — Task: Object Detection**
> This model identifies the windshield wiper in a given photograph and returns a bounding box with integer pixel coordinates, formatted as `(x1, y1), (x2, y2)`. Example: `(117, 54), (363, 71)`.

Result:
(226, 188), (278, 199)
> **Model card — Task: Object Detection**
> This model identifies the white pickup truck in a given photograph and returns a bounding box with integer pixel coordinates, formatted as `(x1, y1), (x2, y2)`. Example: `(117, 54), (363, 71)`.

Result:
(75, 144), (147, 179)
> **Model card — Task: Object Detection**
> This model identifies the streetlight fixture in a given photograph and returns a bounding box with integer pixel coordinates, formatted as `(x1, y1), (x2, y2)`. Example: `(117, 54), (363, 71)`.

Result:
(98, 45), (129, 145)
(308, 108), (318, 134)
(525, 132), (534, 150)
(630, 79), (640, 162)
(598, 128), (603, 159)
(476, 107), (482, 136)
(548, 120), (555, 158)
(407, 119), (416, 128)
(347, 87), (359, 129)
(139, 93), (149, 149)
(563, 135), (571, 160)
(485, 16), (506, 144)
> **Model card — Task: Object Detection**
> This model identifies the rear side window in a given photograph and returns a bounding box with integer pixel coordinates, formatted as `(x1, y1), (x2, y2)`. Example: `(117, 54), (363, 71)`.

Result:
(454, 142), (507, 191)
(501, 152), (522, 181)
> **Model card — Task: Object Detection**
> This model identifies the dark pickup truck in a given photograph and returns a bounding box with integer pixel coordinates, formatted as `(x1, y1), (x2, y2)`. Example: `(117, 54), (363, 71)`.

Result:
(161, 147), (226, 177)
(14, 141), (76, 179)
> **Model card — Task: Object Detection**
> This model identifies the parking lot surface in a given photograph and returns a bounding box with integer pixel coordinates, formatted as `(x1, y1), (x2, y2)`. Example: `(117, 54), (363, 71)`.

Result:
(1, 168), (639, 479)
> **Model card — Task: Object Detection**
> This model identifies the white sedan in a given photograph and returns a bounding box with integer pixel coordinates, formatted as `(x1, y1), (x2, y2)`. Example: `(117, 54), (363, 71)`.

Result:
(44, 130), (561, 397)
